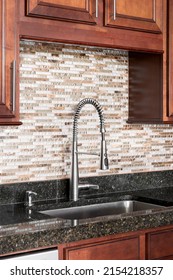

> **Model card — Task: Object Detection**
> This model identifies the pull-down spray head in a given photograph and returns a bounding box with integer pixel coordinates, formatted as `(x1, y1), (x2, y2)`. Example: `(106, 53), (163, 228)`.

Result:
(100, 130), (109, 170)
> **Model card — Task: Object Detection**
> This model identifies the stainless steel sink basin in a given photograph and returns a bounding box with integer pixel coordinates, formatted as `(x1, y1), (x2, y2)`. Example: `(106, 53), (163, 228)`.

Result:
(39, 200), (164, 220)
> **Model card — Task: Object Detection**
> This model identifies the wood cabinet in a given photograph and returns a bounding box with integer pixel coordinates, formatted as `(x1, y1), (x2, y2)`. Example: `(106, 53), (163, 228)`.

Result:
(147, 228), (173, 259)
(0, 1), (166, 125)
(0, 0), (21, 125)
(25, 0), (163, 35)
(59, 231), (145, 260)
(105, 0), (163, 34)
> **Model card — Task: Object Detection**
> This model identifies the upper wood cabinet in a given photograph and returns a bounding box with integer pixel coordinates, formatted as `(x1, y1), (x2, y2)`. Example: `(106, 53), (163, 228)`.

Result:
(0, 1), (166, 125)
(0, 0), (21, 125)
(19, 0), (164, 53)
(105, 0), (163, 34)
(25, 0), (98, 25)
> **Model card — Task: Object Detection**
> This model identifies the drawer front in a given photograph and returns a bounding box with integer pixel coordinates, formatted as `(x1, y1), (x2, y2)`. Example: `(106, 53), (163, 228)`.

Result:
(59, 236), (140, 260)
(147, 229), (173, 259)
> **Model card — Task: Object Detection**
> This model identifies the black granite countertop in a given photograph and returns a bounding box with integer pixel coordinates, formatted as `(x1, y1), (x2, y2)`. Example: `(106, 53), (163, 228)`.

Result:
(1, 185), (173, 256)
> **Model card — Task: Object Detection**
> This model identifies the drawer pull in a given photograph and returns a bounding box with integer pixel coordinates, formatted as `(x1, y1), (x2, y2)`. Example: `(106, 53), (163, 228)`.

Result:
(10, 60), (16, 112)
(113, 0), (116, 20)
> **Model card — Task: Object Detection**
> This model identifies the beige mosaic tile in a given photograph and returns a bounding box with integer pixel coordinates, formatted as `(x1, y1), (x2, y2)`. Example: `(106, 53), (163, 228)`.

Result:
(0, 40), (173, 184)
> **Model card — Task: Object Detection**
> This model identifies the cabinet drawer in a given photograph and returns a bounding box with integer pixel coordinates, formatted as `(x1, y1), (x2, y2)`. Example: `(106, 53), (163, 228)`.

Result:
(147, 229), (173, 259)
(59, 235), (140, 260)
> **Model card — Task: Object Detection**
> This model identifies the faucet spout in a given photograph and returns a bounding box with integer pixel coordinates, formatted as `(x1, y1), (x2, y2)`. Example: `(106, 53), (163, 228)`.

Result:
(70, 98), (109, 201)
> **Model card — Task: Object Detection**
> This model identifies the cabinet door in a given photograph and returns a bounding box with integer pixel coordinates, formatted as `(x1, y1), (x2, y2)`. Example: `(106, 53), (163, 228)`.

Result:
(147, 228), (173, 259)
(0, 0), (21, 125)
(59, 234), (141, 260)
(26, 0), (98, 25)
(105, 0), (163, 33)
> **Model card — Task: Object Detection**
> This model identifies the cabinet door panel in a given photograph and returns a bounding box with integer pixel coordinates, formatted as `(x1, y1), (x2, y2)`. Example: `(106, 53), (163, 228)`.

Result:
(0, 0), (21, 125)
(105, 0), (163, 33)
(26, 0), (97, 25)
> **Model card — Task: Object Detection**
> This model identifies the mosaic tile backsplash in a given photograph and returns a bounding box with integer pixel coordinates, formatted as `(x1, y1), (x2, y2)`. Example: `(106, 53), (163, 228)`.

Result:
(0, 40), (173, 184)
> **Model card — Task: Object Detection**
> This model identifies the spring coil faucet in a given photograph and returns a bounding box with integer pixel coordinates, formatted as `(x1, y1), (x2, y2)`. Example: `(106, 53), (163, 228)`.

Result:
(70, 98), (109, 201)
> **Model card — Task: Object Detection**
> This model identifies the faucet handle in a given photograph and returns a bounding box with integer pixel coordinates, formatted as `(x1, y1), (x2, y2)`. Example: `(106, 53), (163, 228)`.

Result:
(24, 191), (37, 207)
(78, 183), (99, 190)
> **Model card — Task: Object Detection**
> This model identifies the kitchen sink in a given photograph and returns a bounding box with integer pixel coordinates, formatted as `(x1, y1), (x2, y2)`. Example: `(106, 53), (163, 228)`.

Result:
(39, 200), (164, 220)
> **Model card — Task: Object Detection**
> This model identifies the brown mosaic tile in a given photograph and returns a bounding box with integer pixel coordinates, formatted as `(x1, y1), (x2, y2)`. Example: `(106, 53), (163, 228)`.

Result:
(0, 41), (173, 184)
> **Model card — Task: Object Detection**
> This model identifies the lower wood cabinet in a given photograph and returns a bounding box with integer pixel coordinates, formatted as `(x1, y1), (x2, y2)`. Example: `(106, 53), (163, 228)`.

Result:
(58, 225), (173, 260)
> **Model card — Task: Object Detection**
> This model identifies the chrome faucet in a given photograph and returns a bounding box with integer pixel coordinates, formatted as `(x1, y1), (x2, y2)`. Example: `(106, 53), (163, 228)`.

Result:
(70, 98), (109, 201)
